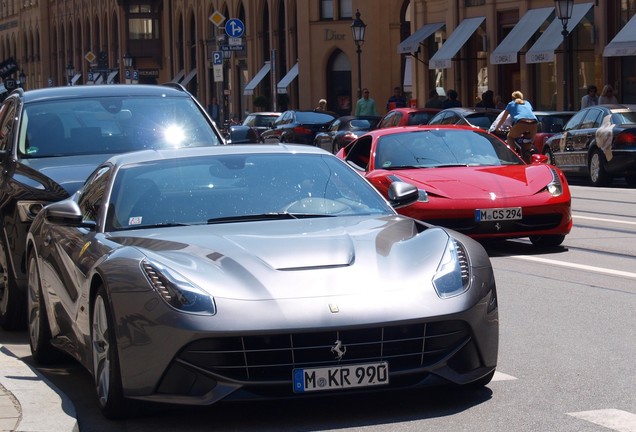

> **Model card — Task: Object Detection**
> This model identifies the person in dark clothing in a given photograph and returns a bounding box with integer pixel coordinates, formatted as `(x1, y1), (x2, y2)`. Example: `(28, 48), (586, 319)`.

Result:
(386, 86), (408, 110)
(442, 89), (462, 108)
(476, 90), (495, 109)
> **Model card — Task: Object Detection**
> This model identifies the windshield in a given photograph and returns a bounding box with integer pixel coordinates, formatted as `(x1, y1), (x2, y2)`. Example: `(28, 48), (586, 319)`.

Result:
(106, 153), (394, 231)
(21, 95), (221, 158)
(375, 129), (522, 169)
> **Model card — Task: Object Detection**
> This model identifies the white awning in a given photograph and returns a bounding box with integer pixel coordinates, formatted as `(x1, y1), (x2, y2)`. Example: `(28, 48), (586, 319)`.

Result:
(403, 56), (413, 92)
(429, 17), (485, 69)
(276, 63), (298, 94)
(107, 71), (118, 84)
(490, 7), (554, 64)
(397, 22), (445, 54)
(171, 69), (185, 83)
(526, 2), (594, 63)
(604, 14), (636, 56)
(243, 61), (271, 96)
(71, 73), (82, 85)
(181, 68), (197, 86)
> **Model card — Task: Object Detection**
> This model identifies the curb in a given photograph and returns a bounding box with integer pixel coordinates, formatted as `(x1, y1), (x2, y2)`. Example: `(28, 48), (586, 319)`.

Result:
(0, 344), (78, 432)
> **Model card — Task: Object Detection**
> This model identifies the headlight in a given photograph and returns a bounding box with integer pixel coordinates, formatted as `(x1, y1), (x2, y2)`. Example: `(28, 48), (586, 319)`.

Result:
(141, 260), (216, 315)
(545, 167), (563, 197)
(432, 238), (469, 298)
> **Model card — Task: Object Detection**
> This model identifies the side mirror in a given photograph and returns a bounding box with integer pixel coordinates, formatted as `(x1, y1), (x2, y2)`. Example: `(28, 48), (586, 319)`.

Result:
(530, 153), (549, 164)
(387, 181), (419, 208)
(43, 200), (96, 229)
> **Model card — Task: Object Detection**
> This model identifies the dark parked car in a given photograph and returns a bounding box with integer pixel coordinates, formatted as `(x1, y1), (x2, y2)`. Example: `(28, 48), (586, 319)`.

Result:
(0, 84), (223, 330)
(227, 112), (281, 144)
(543, 104), (636, 186)
(313, 115), (380, 153)
(428, 107), (502, 130)
(376, 107), (440, 129)
(26, 144), (497, 418)
(259, 110), (337, 145)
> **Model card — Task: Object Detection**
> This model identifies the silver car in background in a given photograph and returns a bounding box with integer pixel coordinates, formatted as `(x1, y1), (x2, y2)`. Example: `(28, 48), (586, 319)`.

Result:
(26, 144), (498, 419)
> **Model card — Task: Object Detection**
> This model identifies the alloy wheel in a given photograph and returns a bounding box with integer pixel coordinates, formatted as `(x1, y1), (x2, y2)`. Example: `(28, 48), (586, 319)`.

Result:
(92, 294), (111, 408)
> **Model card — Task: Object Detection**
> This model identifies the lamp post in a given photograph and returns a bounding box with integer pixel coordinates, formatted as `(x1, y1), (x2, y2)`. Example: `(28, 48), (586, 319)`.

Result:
(123, 52), (133, 83)
(66, 62), (75, 86)
(222, 43), (232, 125)
(18, 71), (26, 89)
(351, 9), (367, 100)
(555, 0), (574, 110)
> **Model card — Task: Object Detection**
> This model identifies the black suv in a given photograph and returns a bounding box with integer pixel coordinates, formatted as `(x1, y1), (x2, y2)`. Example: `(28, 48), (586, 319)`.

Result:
(0, 84), (223, 329)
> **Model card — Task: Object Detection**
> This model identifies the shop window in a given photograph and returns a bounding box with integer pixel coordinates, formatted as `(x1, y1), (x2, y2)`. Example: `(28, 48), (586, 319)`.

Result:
(339, 0), (352, 19)
(321, 0), (334, 20)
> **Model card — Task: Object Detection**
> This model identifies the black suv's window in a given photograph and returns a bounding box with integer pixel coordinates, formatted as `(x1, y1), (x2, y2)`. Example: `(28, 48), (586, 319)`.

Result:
(20, 95), (221, 158)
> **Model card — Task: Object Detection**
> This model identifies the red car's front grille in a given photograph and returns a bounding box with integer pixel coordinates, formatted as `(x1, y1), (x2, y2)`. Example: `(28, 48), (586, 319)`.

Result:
(428, 213), (564, 235)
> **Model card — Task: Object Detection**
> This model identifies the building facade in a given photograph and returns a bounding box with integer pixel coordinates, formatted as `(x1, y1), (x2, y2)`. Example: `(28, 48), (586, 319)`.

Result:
(1, 0), (634, 122)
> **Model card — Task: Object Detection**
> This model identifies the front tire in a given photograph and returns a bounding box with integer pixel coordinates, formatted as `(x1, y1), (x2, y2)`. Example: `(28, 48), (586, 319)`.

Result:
(0, 236), (26, 330)
(529, 234), (566, 248)
(589, 148), (610, 187)
(92, 286), (129, 419)
(27, 253), (64, 364)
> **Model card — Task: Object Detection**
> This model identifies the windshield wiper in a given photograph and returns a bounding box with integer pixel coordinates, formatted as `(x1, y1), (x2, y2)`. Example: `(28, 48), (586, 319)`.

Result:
(207, 212), (299, 224)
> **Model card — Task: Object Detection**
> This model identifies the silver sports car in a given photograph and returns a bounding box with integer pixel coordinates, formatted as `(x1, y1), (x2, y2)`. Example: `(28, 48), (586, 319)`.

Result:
(26, 144), (498, 419)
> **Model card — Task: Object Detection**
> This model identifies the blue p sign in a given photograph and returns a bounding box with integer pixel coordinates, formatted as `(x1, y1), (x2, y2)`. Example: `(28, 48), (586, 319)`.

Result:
(213, 51), (223, 65)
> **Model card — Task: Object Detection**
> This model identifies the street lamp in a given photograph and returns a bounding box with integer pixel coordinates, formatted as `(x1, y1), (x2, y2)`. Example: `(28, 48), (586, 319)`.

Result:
(123, 52), (133, 83)
(18, 71), (26, 89)
(555, 0), (574, 110)
(222, 42), (232, 125)
(351, 9), (367, 100)
(66, 62), (75, 86)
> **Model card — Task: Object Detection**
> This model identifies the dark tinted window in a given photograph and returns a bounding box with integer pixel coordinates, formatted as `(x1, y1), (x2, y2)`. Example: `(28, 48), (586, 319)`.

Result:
(295, 111), (336, 123)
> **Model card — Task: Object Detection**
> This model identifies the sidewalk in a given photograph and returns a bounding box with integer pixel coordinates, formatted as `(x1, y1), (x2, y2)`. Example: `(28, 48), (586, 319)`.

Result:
(0, 343), (78, 432)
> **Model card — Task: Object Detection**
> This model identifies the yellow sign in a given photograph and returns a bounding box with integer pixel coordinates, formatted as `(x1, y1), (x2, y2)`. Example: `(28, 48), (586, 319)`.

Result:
(209, 11), (226, 27)
(85, 51), (96, 63)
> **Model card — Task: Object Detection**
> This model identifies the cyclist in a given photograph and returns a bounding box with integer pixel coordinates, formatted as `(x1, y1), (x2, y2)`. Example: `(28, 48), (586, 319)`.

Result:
(494, 90), (538, 161)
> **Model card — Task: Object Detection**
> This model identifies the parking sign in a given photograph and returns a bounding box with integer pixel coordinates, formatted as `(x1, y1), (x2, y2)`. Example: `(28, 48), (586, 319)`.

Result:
(213, 51), (223, 66)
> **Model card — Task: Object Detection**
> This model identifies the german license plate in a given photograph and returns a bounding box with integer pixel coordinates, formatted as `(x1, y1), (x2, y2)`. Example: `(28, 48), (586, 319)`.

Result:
(475, 207), (522, 222)
(293, 361), (389, 393)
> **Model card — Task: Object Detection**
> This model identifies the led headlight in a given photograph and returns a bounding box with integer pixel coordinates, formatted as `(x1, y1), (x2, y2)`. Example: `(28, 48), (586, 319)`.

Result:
(432, 238), (470, 298)
(545, 167), (564, 197)
(141, 260), (216, 315)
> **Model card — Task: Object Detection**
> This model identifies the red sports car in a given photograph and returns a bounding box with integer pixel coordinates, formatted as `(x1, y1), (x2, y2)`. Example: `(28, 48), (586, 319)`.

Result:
(337, 125), (572, 247)
(376, 107), (440, 128)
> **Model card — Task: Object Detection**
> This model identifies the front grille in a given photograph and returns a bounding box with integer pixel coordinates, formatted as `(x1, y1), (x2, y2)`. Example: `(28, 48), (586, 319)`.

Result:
(428, 213), (563, 235)
(177, 320), (470, 382)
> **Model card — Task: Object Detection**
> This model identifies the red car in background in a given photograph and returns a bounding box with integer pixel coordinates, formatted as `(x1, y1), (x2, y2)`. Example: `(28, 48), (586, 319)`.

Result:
(376, 107), (440, 128)
(336, 125), (572, 247)
(532, 111), (575, 153)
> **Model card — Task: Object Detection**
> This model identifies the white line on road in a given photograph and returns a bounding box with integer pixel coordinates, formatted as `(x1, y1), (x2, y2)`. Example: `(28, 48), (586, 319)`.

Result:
(568, 409), (636, 432)
(512, 255), (636, 279)
(574, 214), (636, 226)
(491, 371), (517, 382)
